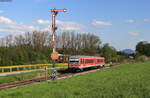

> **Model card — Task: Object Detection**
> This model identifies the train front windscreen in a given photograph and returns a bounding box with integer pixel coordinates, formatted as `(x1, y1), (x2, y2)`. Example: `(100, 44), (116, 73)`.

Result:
(69, 58), (79, 65)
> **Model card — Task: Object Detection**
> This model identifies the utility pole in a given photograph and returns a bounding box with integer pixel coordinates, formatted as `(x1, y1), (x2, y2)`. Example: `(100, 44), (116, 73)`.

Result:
(50, 8), (67, 80)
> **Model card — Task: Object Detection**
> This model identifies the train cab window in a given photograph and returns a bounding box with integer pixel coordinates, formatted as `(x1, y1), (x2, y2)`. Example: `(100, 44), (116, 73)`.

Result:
(69, 58), (79, 65)
(69, 61), (79, 65)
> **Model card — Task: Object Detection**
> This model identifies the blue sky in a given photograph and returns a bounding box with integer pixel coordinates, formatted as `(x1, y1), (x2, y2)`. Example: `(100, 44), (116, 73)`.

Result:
(0, 0), (150, 50)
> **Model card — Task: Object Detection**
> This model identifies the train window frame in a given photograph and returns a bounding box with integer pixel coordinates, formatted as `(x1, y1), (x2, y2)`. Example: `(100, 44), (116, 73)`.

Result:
(80, 59), (83, 64)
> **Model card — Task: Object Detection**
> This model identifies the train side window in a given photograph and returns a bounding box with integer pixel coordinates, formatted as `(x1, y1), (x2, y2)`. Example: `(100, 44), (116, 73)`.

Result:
(102, 59), (104, 62)
(99, 59), (103, 62)
(80, 59), (82, 64)
(99, 59), (101, 62)
(98, 59), (100, 62)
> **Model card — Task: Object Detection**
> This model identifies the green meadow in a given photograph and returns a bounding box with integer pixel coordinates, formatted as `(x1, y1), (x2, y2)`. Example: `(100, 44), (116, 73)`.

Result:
(0, 62), (149, 98)
(0, 65), (67, 84)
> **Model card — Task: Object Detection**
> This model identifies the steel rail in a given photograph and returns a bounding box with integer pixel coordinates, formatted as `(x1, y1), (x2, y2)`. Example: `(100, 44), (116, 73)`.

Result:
(0, 65), (117, 90)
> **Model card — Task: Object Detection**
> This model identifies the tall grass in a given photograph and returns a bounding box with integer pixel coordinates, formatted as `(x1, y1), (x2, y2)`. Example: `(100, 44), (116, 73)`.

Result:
(0, 67), (67, 84)
(0, 70), (44, 84)
(0, 62), (150, 98)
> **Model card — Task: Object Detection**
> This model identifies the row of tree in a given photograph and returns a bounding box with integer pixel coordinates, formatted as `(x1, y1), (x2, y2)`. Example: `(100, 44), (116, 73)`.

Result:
(0, 31), (116, 65)
(1, 31), (148, 66)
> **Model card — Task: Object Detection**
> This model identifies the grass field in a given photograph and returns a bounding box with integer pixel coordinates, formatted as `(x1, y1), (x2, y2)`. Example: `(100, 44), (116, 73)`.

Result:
(0, 67), (67, 84)
(0, 70), (45, 84)
(0, 62), (150, 98)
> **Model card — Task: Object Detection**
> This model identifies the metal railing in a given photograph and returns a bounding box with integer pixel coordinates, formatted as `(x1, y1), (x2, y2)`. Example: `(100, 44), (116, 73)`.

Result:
(0, 63), (68, 73)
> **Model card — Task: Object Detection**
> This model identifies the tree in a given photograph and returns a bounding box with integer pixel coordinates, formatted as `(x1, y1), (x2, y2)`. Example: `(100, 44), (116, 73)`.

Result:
(136, 41), (150, 57)
(0, 31), (102, 65)
(59, 32), (101, 55)
(100, 43), (117, 63)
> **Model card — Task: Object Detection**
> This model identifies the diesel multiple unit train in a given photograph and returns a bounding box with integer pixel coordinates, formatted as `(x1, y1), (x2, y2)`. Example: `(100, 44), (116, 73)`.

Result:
(68, 56), (105, 71)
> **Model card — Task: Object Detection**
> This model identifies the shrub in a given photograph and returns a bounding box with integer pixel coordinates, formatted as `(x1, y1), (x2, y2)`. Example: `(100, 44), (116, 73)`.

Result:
(136, 55), (150, 62)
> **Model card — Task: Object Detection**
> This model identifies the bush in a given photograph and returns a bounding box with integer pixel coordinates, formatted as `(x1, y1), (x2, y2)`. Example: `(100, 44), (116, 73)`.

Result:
(136, 55), (150, 62)
(31, 59), (49, 64)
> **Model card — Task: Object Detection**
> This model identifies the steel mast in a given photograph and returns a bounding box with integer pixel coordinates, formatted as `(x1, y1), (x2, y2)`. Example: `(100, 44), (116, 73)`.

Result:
(51, 8), (67, 53)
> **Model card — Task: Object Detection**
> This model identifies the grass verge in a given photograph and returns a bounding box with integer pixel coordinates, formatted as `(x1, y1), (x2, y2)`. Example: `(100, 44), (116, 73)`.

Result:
(0, 62), (150, 98)
(0, 67), (67, 85)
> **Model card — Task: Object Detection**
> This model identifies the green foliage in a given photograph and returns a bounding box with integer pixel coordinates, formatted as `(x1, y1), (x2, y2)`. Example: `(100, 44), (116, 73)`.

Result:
(59, 32), (101, 55)
(0, 67), (67, 84)
(100, 43), (117, 62)
(136, 55), (150, 62)
(0, 46), (51, 65)
(0, 31), (103, 65)
(13, 50), (29, 65)
(136, 41), (150, 57)
(115, 55), (126, 63)
(0, 62), (150, 98)
(0, 70), (44, 84)
(1, 31), (144, 65)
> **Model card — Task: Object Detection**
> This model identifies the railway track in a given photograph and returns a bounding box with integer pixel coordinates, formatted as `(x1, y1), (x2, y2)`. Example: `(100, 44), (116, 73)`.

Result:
(0, 65), (113, 90)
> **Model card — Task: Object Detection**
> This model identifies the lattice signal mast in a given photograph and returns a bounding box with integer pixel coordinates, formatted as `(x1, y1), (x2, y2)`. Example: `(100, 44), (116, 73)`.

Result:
(51, 8), (67, 53)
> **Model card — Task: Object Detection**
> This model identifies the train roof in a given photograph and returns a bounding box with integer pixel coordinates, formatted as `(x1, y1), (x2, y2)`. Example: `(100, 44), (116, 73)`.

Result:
(70, 55), (104, 59)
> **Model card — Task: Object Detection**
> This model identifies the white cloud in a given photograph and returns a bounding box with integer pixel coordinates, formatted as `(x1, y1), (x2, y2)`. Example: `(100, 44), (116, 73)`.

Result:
(144, 18), (150, 22)
(35, 19), (50, 25)
(0, 28), (21, 34)
(129, 32), (140, 35)
(92, 20), (112, 26)
(61, 21), (84, 31)
(35, 19), (84, 31)
(35, 19), (62, 25)
(0, 16), (39, 35)
(0, 16), (15, 24)
(124, 19), (150, 23)
(0, 16), (84, 37)
(139, 39), (144, 42)
(125, 19), (136, 23)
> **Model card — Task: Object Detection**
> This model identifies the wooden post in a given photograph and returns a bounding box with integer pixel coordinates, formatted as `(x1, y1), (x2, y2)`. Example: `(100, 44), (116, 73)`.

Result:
(10, 68), (12, 72)
(2, 68), (4, 73)
(45, 66), (48, 81)
(23, 67), (25, 70)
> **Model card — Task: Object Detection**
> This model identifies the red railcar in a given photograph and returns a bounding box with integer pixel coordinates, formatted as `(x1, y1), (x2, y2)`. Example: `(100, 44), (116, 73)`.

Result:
(68, 56), (105, 70)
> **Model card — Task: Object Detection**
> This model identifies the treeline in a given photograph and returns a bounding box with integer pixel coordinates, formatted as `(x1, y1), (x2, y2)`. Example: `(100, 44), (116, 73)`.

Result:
(0, 31), (52, 66)
(0, 31), (106, 66)
(1, 31), (148, 66)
